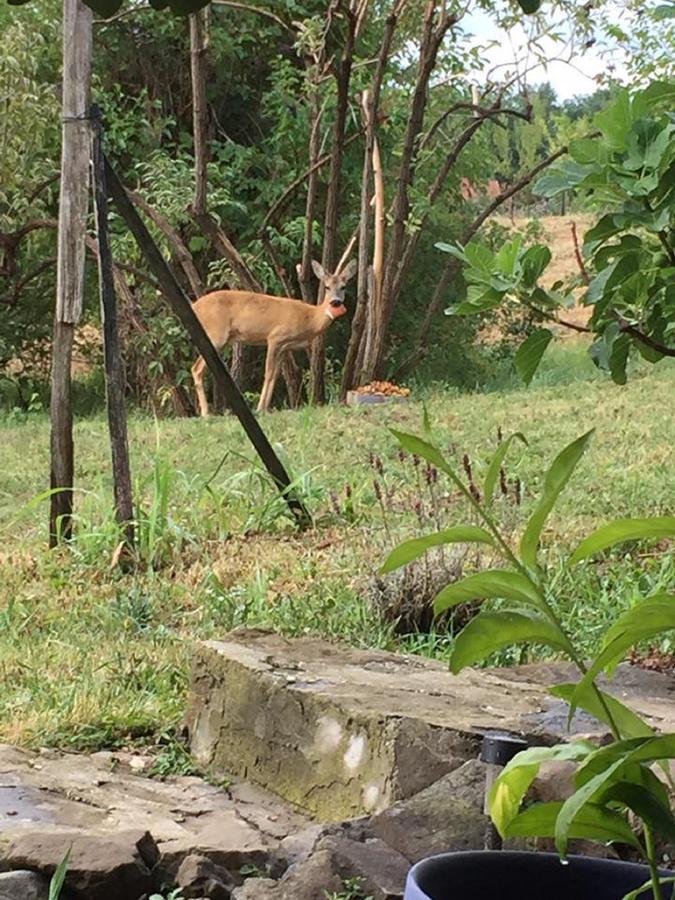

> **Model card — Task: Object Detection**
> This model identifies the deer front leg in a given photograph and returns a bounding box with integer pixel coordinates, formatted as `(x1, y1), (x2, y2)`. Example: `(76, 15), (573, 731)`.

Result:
(191, 355), (209, 418)
(258, 342), (281, 412)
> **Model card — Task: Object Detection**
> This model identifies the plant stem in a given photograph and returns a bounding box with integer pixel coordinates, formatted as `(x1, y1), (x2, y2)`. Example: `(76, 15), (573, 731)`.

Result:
(644, 825), (664, 900)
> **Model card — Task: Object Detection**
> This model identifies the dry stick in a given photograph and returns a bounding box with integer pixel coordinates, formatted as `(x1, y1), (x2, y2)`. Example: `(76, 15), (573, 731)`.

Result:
(311, 6), (358, 404)
(105, 155), (311, 528)
(91, 111), (135, 550)
(128, 189), (204, 298)
(570, 220), (590, 285)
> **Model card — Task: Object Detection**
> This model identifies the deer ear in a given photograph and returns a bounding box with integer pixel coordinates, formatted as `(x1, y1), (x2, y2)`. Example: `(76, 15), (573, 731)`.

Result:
(340, 259), (358, 283)
(311, 260), (326, 281)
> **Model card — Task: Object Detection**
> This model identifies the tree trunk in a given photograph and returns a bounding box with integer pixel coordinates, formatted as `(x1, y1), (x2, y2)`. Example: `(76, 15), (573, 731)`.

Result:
(190, 8), (209, 218)
(369, 4), (455, 378)
(49, 0), (92, 546)
(310, 11), (357, 404)
(340, 0), (406, 396)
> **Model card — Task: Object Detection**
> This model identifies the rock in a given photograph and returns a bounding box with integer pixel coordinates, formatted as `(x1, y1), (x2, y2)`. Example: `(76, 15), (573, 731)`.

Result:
(278, 824), (324, 867)
(0, 828), (159, 900)
(175, 854), (234, 899)
(186, 632), (675, 821)
(0, 870), (50, 900)
(366, 758), (487, 863)
(317, 833), (410, 900)
(231, 877), (278, 899)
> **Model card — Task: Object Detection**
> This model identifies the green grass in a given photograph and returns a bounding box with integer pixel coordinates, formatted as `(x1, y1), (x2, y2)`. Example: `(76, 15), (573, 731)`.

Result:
(1, 345), (673, 751)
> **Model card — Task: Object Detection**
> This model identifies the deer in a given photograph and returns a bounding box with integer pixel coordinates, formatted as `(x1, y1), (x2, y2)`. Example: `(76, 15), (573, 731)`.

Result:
(191, 259), (357, 416)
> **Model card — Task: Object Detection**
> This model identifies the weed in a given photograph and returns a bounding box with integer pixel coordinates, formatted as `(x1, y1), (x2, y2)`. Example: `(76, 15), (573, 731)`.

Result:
(325, 876), (374, 900)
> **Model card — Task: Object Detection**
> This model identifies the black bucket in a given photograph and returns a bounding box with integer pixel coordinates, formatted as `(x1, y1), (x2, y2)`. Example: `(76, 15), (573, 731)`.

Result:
(404, 851), (673, 900)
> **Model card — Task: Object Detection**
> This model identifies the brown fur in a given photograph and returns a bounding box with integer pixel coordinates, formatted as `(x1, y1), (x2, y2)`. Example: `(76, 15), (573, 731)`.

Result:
(191, 260), (356, 415)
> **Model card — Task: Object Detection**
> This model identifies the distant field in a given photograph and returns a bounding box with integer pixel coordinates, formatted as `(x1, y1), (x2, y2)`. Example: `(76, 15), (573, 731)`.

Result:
(1, 344), (673, 753)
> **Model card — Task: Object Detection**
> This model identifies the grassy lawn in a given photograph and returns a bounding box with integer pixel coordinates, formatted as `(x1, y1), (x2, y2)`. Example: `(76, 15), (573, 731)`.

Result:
(1, 343), (673, 753)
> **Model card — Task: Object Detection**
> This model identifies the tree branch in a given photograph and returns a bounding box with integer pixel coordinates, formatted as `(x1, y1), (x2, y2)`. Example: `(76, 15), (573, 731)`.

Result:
(618, 319), (675, 358)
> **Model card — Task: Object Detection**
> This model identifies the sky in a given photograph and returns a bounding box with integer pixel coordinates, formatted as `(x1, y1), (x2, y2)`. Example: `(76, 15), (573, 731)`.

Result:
(462, 8), (626, 101)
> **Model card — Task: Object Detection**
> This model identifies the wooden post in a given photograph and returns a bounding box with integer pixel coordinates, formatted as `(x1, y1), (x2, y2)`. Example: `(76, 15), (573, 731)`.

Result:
(50, 0), (93, 546)
(91, 109), (135, 549)
(104, 157), (312, 529)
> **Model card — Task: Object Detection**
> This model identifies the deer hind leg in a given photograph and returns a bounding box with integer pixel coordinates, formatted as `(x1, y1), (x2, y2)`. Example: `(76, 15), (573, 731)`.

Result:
(191, 355), (210, 418)
(258, 343), (282, 413)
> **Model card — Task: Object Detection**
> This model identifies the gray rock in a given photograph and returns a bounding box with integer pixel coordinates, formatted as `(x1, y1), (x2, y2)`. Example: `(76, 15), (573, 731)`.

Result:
(175, 854), (234, 899)
(0, 870), (50, 900)
(366, 758), (487, 863)
(318, 833), (410, 900)
(1, 828), (159, 900)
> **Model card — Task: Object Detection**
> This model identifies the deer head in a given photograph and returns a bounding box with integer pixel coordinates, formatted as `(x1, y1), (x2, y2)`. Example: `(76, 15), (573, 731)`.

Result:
(312, 259), (357, 319)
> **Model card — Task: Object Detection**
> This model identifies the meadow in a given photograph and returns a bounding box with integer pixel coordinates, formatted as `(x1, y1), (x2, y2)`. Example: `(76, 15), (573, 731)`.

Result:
(1, 342), (673, 762)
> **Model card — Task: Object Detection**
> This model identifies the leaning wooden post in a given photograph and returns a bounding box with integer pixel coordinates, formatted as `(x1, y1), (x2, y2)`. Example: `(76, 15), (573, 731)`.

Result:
(104, 156), (312, 530)
(91, 108), (135, 550)
(50, 0), (93, 546)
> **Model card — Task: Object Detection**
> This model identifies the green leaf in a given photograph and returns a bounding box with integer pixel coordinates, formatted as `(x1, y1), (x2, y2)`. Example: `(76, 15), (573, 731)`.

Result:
(600, 782), (675, 842)
(433, 569), (544, 616)
(435, 242), (466, 262)
(533, 160), (590, 198)
(570, 594), (675, 712)
(640, 81), (675, 109)
(555, 760), (628, 856)
(609, 333), (630, 385)
(584, 214), (622, 248)
(570, 517), (675, 564)
(520, 431), (594, 570)
(389, 430), (453, 479)
(516, 0), (542, 12)
(505, 800), (640, 847)
(577, 735), (675, 788)
(380, 526), (494, 574)
(568, 138), (608, 166)
(495, 237), (522, 276)
(653, 4), (675, 18)
(515, 329), (554, 385)
(449, 609), (572, 673)
(549, 683), (653, 740)
(595, 91), (633, 151)
(484, 432), (528, 507)
(489, 743), (594, 836)
(49, 851), (70, 900)
(520, 245), (551, 288)
(623, 877), (675, 900)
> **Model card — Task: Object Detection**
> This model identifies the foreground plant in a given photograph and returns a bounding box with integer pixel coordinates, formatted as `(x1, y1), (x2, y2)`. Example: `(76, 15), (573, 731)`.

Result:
(383, 424), (675, 900)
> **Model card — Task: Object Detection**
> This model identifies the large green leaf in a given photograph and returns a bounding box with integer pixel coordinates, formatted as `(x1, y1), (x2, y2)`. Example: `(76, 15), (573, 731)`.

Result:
(49, 851), (70, 900)
(533, 160), (590, 198)
(520, 431), (594, 570)
(641, 81), (675, 110)
(521, 245), (551, 287)
(549, 683), (653, 740)
(577, 735), (675, 788)
(570, 517), (675, 564)
(380, 526), (494, 574)
(389, 430), (453, 480)
(558, 735), (675, 855)
(505, 800), (640, 848)
(595, 91), (633, 151)
(483, 432), (528, 507)
(489, 743), (594, 836)
(570, 594), (675, 711)
(555, 759), (627, 856)
(600, 782), (675, 842)
(449, 609), (572, 673)
(434, 569), (544, 616)
(515, 329), (554, 385)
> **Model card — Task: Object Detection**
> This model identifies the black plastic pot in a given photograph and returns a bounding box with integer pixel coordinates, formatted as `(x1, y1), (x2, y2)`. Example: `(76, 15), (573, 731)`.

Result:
(404, 851), (673, 900)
